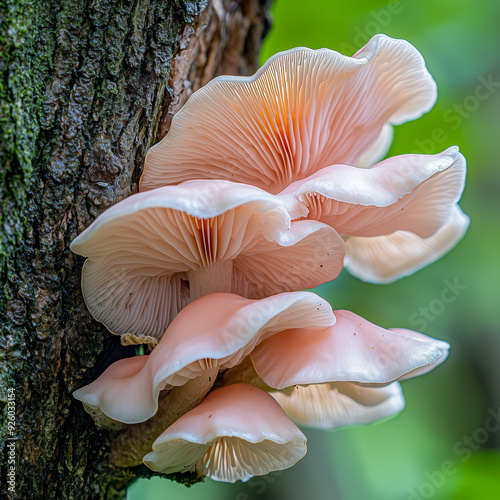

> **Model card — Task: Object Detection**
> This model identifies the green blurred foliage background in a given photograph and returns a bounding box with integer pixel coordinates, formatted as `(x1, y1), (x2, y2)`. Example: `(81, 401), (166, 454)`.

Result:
(129, 0), (500, 498)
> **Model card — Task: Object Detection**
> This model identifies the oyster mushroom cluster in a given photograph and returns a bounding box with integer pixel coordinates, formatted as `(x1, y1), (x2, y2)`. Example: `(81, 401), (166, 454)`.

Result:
(72, 34), (468, 483)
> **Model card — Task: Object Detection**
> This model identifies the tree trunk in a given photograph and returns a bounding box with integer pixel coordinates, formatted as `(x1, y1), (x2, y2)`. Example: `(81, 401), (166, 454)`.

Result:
(0, 0), (272, 498)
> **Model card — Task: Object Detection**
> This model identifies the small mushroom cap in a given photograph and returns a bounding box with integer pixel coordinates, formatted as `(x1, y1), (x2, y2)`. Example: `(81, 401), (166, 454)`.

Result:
(279, 147), (466, 239)
(72, 292), (336, 424)
(271, 381), (405, 429)
(345, 205), (470, 283)
(143, 383), (307, 482)
(250, 310), (449, 390)
(70, 180), (344, 339)
(140, 35), (436, 194)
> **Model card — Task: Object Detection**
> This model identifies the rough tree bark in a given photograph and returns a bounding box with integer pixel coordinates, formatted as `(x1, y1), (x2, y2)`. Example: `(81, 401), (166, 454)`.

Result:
(0, 0), (272, 498)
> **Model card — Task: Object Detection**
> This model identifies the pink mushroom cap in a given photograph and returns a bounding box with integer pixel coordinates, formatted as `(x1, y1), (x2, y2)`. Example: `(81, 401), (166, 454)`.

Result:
(143, 383), (307, 482)
(140, 35), (437, 194)
(279, 147), (466, 240)
(250, 309), (450, 390)
(70, 179), (344, 340)
(72, 292), (336, 424)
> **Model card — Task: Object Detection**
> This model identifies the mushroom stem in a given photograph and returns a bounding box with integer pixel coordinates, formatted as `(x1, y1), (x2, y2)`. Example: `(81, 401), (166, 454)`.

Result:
(109, 365), (219, 468)
(188, 260), (234, 301)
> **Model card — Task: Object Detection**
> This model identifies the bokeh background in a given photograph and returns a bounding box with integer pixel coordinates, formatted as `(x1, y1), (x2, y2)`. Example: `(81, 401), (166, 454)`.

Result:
(129, 0), (500, 498)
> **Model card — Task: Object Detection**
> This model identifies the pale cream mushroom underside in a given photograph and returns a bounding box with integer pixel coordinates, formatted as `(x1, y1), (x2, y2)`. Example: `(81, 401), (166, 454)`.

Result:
(344, 205), (470, 283)
(143, 383), (308, 483)
(271, 381), (405, 429)
(70, 179), (345, 342)
(72, 291), (336, 425)
(140, 34), (437, 194)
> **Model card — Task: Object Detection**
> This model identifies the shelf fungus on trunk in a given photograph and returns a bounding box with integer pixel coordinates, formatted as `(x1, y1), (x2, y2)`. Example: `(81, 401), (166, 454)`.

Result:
(69, 32), (469, 486)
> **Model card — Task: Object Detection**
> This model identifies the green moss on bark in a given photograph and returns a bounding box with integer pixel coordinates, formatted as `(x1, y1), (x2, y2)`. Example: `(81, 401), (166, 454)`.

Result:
(0, 0), (40, 263)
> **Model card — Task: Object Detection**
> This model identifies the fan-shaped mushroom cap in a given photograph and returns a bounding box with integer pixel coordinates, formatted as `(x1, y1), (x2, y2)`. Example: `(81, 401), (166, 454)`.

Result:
(70, 180), (344, 340)
(271, 381), (405, 429)
(344, 205), (470, 283)
(140, 35), (436, 194)
(279, 147), (466, 240)
(143, 383), (307, 482)
(250, 310), (449, 390)
(72, 292), (336, 424)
